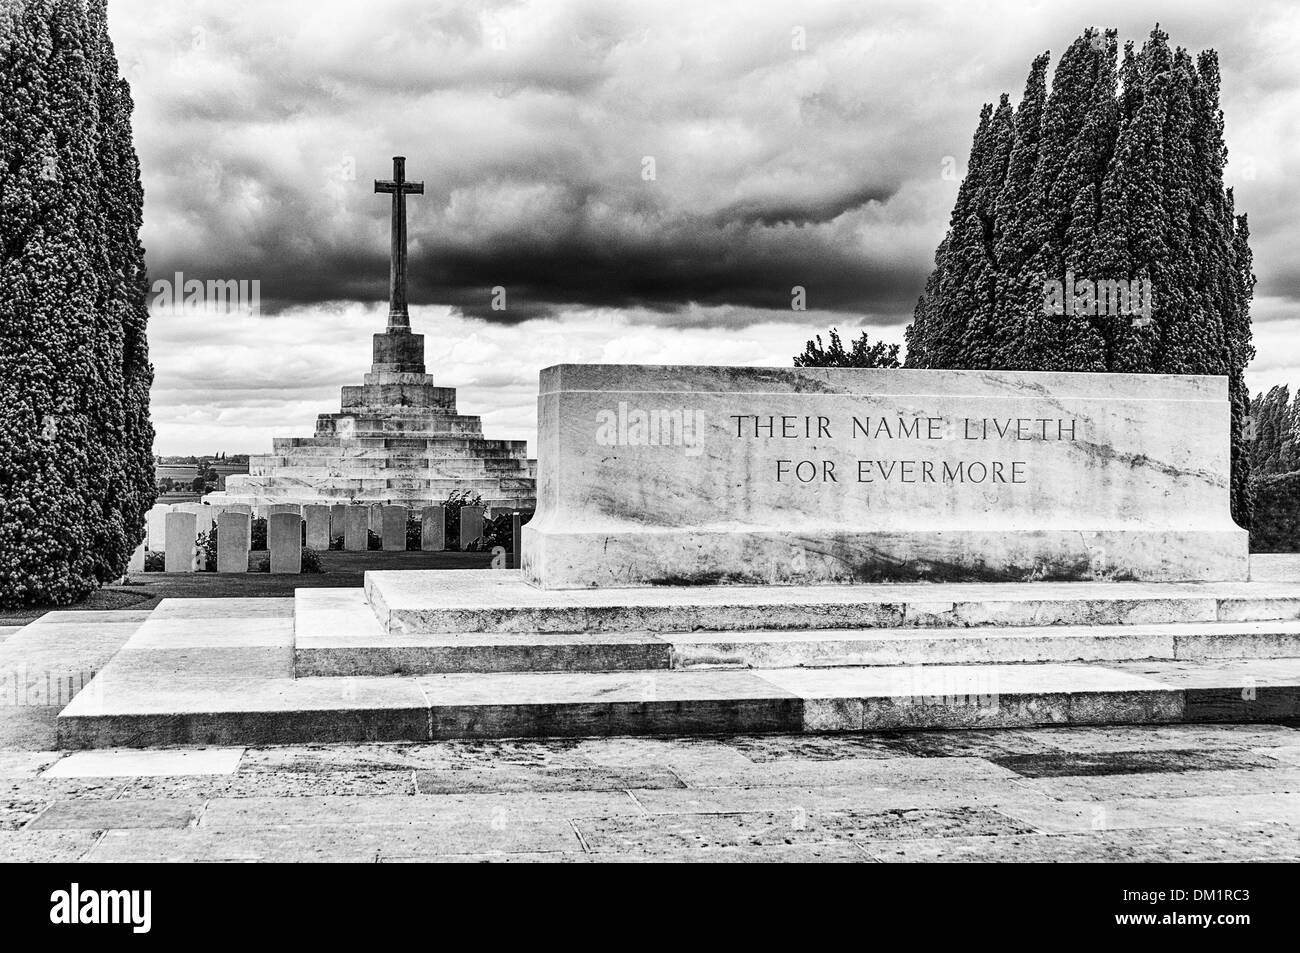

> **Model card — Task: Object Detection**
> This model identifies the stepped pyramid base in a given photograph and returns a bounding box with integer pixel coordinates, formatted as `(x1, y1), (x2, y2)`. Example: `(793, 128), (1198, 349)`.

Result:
(206, 326), (536, 511)
(55, 569), (1300, 748)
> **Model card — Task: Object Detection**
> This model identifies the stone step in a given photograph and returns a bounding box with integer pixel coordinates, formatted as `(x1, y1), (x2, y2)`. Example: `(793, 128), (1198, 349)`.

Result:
(363, 570), (1300, 635)
(259, 449), (529, 462)
(294, 589), (673, 676)
(56, 654), (1300, 747)
(235, 476), (532, 495)
(273, 437), (527, 452)
(294, 589), (1300, 676)
(668, 619), (1300, 668)
(253, 464), (530, 479)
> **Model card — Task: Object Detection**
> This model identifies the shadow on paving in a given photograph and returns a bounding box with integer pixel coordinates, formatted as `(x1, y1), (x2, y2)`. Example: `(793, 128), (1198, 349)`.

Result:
(0, 550), (495, 623)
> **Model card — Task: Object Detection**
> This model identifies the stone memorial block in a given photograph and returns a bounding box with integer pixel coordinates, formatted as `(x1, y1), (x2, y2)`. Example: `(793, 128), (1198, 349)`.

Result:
(522, 364), (1250, 588)
(127, 543), (146, 573)
(381, 505), (408, 551)
(304, 504), (332, 550)
(164, 511), (197, 573)
(343, 505), (369, 551)
(420, 505), (445, 551)
(145, 504), (171, 551)
(368, 503), (384, 533)
(459, 505), (485, 551)
(216, 511), (251, 573)
(269, 513), (302, 574)
(269, 503), (302, 518)
(330, 503), (347, 538)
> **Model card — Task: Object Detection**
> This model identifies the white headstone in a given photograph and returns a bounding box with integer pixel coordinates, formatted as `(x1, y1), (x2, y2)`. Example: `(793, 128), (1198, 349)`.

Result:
(164, 511), (197, 573)
(421, 505), (445, 551)
(268, 512), (302, 574)
(343, 505), (368, 551)
(225, 503), (254, 547)
(459, 505), (485, 551)
(217, 511), (250, 573)
(381, 505), (407, 552)
(304, 504), (331, 550)
(176, 502), (214, 536)
(174, 503), (213, 569)
(145, 504), (171, 551)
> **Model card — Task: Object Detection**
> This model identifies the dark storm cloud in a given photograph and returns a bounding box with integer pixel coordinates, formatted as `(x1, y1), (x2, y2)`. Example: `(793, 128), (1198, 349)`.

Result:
(416, 211), (926, 322)
(110, 0), (1300, 454)
(113, 0), (974, 327)
(112, 0), (1300, 331)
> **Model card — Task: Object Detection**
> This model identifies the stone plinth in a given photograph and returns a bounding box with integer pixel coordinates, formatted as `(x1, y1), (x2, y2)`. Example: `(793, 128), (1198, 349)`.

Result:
(50, 569), (1300, 747)
(522, 365), (1249, 588)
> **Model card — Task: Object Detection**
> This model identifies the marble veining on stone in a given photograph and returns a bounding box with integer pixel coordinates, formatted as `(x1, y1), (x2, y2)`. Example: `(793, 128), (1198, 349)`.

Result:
(522, 364), (1248, 588)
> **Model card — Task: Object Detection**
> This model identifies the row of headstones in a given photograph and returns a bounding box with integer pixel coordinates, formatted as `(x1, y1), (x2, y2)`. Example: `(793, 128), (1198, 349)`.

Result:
(131, 502), (488, 574)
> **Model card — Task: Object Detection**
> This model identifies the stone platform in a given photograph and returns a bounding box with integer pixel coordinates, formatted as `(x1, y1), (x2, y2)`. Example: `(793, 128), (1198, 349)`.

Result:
(53, 568), (1300, 748)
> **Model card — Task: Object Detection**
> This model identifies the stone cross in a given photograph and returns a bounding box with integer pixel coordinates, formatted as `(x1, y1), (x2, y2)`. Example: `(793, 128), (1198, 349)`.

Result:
(374, 156), (424, 330)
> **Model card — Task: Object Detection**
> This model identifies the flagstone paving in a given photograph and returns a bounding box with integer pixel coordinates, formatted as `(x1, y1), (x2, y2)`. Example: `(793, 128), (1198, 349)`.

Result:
(4, 569), (1300, 861)
(0, 725), (1297, 861)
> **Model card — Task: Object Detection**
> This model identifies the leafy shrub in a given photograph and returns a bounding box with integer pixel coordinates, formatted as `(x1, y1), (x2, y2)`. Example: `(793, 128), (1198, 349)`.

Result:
(144, 551), (165, 572)
(484, 511), (532, 552)
(367, 529), (381, 551)
(253, 555), (270, 573)
(406, 516), (422, 550)
(251, 518), (267, 551)
(301, 548), (324, 574)
(198, 529), (217, 571)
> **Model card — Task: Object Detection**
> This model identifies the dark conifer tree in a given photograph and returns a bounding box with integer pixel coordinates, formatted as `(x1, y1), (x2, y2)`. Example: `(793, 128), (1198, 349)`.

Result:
(0, 0), (154, 606)
(905, 26), (1256, 527)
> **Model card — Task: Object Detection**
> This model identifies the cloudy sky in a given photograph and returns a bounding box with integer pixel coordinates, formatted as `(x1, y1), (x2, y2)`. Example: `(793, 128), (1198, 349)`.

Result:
(107, 0), (1300, 456)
